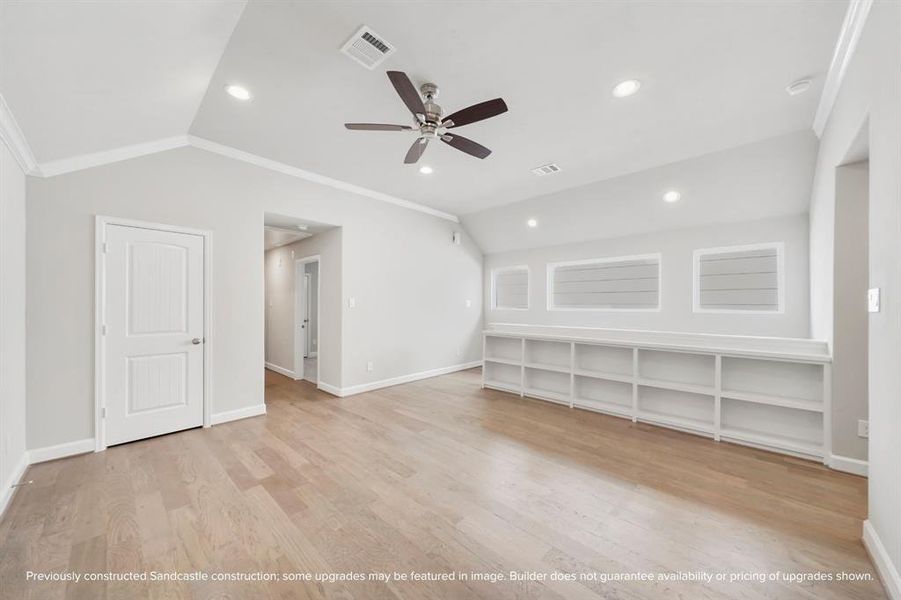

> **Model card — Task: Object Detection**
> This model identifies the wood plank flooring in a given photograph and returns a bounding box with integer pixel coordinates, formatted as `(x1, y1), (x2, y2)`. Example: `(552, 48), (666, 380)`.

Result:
(0, 368), (886, 599)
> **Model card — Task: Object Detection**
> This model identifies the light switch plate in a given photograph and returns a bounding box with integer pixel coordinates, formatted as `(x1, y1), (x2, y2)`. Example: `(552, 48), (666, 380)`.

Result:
(858, 419), (869, 438)
(348, 296), (356, 309)
(868, 288), (880, 313)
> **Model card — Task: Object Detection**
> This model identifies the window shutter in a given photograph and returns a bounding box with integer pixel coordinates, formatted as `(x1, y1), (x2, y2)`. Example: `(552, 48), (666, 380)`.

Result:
(493, 267), (529, 309)
(696, 245), (781, 311)
(551, 255), (660, 310)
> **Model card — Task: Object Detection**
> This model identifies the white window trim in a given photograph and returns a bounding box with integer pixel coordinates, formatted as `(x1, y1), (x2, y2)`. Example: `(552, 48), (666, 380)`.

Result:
(692, 242), (785, 314)
(547, 253), (662, 312)
(490, 265), (530, 311)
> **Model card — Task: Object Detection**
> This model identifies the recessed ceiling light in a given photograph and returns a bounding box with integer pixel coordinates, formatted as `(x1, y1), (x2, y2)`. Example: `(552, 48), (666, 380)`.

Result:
(663, 190), (681, 203)
(786, 79), (812, 96)
(527, 218), (538, 228)
(419, 165), (433, 174)
(225, 84), (252, 101)
(612, 79), (641, 98)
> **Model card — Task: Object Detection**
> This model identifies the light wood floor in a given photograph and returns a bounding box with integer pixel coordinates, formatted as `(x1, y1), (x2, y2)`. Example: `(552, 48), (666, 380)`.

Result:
(0, 368), (885, 599)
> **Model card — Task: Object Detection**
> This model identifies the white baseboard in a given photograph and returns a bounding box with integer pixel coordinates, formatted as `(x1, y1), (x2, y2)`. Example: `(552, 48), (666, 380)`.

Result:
(211, 404), (267, 425)
(29, 438), (95, 464)
(863, 519), (901, 600)
(323, 360), (482, 398)
(829, 454), (868, 477)
(317, 381), (341, 396)
(0, 452), (29, 518)
(265, 362), (297, 379)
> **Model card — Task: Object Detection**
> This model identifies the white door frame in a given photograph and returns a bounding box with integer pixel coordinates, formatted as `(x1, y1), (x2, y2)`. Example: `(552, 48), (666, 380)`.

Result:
(304, 273), (312, 357)
(94, 215), (213, 452)
(294, 255), (320, 381)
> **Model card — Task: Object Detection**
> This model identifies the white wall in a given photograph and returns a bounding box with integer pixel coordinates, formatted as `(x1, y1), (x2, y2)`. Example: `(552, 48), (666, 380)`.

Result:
(0, 140), (28, 511)
(265, 230), (340, 384)
(808, 0), (901, 588)
(463, 130), (818, 255)
(832, 161), (868, 462)
(485, 214), (810, 338)
(26, 146), (483, 450)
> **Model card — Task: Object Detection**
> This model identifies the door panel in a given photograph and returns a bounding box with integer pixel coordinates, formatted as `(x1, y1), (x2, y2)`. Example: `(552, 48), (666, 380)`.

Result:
(126, 353), (187, 413)
(104, 224), (204, 446)
(128, 242), (188, 334)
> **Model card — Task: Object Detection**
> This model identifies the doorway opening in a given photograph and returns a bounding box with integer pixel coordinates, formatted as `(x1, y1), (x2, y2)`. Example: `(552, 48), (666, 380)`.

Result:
(295, 255), (319, 383)
(263, 215), (334, 388)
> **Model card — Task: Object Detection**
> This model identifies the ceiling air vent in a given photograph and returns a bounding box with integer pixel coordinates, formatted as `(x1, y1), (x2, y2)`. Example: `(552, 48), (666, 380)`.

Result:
(531, 163), (562, 176)
(340, 26), (396, 70)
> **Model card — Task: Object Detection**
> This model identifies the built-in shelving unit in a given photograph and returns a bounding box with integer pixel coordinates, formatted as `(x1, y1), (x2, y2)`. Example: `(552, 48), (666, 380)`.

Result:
(481, 326), (832, 463)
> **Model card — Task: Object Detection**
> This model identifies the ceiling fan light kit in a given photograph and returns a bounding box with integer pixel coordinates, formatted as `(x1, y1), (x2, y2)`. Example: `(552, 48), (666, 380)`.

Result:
(345, 70), (508, 165)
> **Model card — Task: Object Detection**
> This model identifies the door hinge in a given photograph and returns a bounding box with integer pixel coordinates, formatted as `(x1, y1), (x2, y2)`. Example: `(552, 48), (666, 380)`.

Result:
(101, 324), (107, 335)
(101, 407), (106, 419)
(101, 242), (108, 253)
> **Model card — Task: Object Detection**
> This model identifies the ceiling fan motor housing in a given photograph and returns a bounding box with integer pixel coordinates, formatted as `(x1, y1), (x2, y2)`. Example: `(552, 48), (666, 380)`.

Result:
(420, 83), (443, 123)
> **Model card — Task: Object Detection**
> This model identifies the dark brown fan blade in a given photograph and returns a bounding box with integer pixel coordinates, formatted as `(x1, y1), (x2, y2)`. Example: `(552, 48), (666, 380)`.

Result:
(442, 98), (507, 128)
(404, 138), (429, 164)
(387, 71), (426, 116)
(440, 133), (491, 159)
(345, 123), (414, 131)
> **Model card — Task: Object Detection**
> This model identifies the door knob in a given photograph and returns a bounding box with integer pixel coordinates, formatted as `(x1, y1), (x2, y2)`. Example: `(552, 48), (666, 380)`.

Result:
(191, 337), (203, 345)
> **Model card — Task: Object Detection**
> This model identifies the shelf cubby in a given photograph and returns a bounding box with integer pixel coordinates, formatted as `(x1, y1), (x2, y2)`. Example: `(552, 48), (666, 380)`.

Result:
(574, 344), (632, 378)
(638, 349), (715, 389)
(720, 398), (823, 457)
(483, 361), (521, 394)
(524, 339), (571, 370)
(574, 376), (632, 416)
(485, 335), (522, 362)
(524, 366), (570, 404)
(721, 357), (823, 405)
(637, 386), (715, 432)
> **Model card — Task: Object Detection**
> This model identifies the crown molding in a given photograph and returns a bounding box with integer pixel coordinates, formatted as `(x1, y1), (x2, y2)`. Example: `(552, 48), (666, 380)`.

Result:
(0, 94), (40, 175)
(25, 130), (458, 222)
(812, 0), (873, 137)
(187, 135), (459, 223)
(39, 135), (191, 177)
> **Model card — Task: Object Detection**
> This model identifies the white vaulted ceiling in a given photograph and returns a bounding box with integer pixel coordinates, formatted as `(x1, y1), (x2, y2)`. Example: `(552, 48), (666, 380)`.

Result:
(1, 1), (845, 217)
(0, 0), (246, 162)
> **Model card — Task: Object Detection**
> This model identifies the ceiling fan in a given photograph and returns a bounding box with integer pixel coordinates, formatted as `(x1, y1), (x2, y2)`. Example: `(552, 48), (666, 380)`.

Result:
(345, 71), (508, 164)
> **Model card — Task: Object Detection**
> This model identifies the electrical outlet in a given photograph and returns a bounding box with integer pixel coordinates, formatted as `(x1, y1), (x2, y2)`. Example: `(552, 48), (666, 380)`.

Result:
(348, 297), (356, 309)
(858, 420), (869, 438)
(465, 299), (472, 308)
(367, 361), (373, 372)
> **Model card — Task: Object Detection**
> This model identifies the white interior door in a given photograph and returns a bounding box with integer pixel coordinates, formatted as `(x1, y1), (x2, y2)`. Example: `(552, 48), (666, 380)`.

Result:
(104, 224), (205, 446)
(294, 261), (307, 379)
